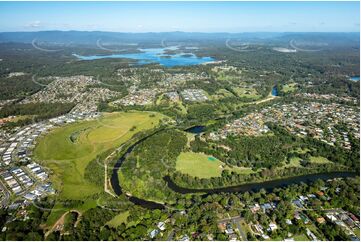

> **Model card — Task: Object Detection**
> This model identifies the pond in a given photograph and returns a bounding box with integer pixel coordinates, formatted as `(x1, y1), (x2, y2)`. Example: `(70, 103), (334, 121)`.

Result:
(184, 125), (206, 134)
(73, 47), (215, 67)
(272, 86), (278, 96)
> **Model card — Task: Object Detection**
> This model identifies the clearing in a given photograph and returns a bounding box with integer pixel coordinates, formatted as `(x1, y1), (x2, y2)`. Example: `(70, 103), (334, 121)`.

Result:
(34, 111), (165, 226)
(176, 152), (254, 178)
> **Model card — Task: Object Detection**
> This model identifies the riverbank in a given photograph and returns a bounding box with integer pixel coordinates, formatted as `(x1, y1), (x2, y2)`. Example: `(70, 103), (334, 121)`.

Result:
(164, 171), (358, 195)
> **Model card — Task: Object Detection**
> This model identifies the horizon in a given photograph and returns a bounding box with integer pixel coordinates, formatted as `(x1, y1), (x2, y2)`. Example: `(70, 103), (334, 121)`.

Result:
(0, 30), (360, 33)
(0, 1), (359, 32)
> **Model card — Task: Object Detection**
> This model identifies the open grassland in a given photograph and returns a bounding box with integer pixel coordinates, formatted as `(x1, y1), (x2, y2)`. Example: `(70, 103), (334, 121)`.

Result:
(106, 211), (130, 228)
(309, 156), (332, 164)
(34, 111), (165, 200)
(35, 111), (165, 227)
(176, 152), (254, 178)
(232, 87), (261, 99)
(282, 155), (331, 169)
(211, 89), (235, 100)
(282, 83), (297, 93)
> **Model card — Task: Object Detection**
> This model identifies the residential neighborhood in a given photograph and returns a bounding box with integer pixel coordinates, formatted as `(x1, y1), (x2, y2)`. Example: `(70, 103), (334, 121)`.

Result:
(210, 101), (359, 150)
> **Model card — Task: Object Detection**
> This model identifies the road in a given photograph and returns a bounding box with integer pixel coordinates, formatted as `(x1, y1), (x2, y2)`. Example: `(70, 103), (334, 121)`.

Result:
(0, 178), (10, 208)
(45, 210), (82, 238)
(166, 230), (175, 241)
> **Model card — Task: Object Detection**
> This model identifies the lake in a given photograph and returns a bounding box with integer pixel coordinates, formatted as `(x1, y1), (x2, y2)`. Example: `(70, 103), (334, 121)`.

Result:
(73, 47), (215, 67)
(350, 76), (360, 81)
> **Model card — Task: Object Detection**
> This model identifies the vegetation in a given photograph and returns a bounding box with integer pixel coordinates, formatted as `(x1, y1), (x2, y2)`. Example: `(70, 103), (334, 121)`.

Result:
(33, 111), (165, 226)
(176, 151), (254, 178)
(0, 102), (75, 127)
(119, 129), (187, 203)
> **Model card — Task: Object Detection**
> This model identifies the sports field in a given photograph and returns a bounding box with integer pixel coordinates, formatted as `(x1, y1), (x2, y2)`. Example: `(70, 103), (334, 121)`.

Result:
(175, 152), (254, 178)
(34, 111), (165, 200)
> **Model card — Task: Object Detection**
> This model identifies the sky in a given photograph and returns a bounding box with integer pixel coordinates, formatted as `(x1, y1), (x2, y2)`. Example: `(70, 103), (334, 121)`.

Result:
(0, 1), (359, 32)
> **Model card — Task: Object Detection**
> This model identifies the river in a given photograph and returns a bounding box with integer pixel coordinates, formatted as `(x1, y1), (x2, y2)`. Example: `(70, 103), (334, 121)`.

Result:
(164, 172), (358, 195)
(110, 130), (166, 209)
(111, 129), (357, 209)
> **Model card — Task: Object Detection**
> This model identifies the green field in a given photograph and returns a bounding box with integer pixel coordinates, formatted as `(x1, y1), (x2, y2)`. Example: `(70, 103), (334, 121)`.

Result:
(282, 155), (331, 169)
(106, 211), (130, 228)
(309, 156), (332, 164)
(176, 152), (254, 178)
(211, 89), (235, 100)
(34, 111), (165, 200)
(232, 87), (261, 99)
(282, 83), (297, 93)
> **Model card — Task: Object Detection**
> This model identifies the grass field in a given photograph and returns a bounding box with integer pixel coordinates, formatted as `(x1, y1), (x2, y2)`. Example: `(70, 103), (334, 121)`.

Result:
(293, 234), (309, 241)
(106, 211), (130, 228)
(211, 89), (235, 100)
(282, 83), (297, 93)
(282, 155), (331, 169)
(34, 111), (165, 200)
(176, 152), (254, 178)
(34, 111), (166, 227)
(232, 87), (261, 99)
(309, 156), (332, 164)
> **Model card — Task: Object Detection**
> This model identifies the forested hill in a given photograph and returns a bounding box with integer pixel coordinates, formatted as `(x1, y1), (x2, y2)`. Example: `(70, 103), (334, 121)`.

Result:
(0, 31), (359, 46)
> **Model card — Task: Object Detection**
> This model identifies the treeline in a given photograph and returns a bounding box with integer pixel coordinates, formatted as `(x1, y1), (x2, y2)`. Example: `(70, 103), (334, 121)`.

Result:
(172, 124), (359, 189)
(0, 75), (44, 100)
(191, 124), (298, 169)
(0, 102), (75, 127)
(119, 129), (187, 202)
(171, 162), (351, 190)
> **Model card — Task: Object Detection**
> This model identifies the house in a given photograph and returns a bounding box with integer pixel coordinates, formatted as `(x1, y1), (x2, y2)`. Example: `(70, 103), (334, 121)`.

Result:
(250, 203), (261, 213)
(316, 217), (326, 224)
(306, 228), (317, 241)
(285, 219), (293, 225)
(157, 221), (166, 231)
(180, 235), (190, 241)
(225, 223), (234, 234)
(292, 200), (303, 208)
(149, 229), (159, 239)
(316, 191), (324, 196)
(23, 193), (37, 201)
(268, 222), (278, 231)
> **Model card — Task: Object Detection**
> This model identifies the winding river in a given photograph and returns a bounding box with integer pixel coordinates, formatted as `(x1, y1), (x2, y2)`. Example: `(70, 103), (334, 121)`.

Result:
(110, 130), (166, 209)
(111, 126), (358, 209)
(164, 172), (358, 195)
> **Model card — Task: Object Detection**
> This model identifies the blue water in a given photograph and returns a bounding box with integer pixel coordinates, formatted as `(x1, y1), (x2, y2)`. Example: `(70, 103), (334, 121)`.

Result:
(272, 86), (278, 96)
(350, 76), (360, 81)
(73, 47), (214, 67)
(185, 126), (206, 134)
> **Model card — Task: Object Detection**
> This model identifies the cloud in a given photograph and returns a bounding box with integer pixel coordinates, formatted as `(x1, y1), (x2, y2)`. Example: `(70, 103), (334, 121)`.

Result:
(26, 20), (41, 28)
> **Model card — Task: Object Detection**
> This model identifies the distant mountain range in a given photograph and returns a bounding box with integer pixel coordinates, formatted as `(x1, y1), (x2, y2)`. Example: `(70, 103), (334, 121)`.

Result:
(0, 31), (359, 47)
